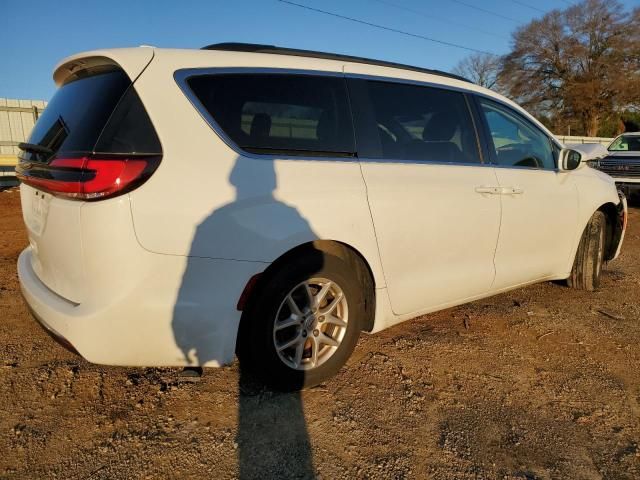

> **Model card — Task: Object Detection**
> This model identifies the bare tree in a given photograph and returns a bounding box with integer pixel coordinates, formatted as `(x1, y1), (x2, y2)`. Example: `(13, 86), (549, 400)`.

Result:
(499, 0), (640, 136)
(452, 53), (502, 90)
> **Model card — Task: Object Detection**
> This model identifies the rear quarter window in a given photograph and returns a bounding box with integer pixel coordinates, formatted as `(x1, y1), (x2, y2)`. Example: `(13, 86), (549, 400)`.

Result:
(185, 73), (356, 157)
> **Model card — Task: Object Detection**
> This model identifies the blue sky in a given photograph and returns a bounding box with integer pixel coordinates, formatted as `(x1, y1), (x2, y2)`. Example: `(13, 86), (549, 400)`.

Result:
(1, 0), (637, 101)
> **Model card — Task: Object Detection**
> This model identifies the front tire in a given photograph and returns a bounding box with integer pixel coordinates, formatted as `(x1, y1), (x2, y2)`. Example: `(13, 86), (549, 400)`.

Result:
(238, 247), (366, 391)
(567, 211), (606, 291)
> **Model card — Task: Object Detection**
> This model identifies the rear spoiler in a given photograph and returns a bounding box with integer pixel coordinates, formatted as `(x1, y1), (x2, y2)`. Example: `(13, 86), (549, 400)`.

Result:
(53, 47), (155, 87)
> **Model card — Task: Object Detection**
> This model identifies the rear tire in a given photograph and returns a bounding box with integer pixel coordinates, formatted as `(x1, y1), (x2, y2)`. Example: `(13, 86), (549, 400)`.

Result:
(567, 211), (606, 291)
(237, 247), (366, 391)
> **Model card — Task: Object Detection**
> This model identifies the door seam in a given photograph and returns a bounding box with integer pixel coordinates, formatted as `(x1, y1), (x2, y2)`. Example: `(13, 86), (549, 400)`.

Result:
(488, 166), (502, 291)
(357, 161), (389, 290)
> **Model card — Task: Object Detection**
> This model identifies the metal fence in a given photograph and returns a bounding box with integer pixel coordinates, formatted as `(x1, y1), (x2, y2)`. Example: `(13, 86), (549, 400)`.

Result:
(557, 135), (613, 146)
(0, 98), (47, 153)
(0, 98), (47, 184)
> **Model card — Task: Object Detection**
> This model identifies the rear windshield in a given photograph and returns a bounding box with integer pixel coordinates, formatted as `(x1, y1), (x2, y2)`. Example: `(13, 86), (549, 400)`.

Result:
(186, 74), (356, 157)
(25, 69), (161, 160)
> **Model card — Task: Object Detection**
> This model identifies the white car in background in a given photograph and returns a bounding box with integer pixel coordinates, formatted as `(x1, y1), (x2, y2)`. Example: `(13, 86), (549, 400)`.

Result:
(16, 44), (627, 390)
(567, 142), (609, 163)
(584, 132), (640, 198)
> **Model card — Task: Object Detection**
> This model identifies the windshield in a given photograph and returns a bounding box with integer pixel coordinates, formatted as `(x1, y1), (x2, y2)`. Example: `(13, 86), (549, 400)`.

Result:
(609, 135), (640, 152)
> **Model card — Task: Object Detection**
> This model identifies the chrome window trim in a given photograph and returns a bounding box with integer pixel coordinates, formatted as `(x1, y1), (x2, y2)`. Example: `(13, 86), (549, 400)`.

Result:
(355, 158), (483, 167)
(344, 72), (474, 96)
(352, 159), (560, 171)
(174, 66), (563, 169)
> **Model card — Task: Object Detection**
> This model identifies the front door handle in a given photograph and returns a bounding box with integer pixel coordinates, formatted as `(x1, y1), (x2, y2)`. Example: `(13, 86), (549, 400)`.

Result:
(502, 187), (524, 195)
(475, 186), (501, 194)
(476, 186), (524, 195)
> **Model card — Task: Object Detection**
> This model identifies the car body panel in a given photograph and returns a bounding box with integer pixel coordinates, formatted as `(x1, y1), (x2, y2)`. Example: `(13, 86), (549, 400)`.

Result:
(571, 165), (627, 257)
(18, 49), (157, 305)
(20, 186), (86, 303)
(127, 51), (386, 287)
(491, 168), (578, 289)
(18, 189), (266, 367)
(357, 161), (501, 316)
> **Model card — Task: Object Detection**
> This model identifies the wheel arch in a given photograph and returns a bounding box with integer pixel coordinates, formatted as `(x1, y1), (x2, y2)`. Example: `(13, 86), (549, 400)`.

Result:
(238, 240), (377, 334)
(597, 201), (621, 261)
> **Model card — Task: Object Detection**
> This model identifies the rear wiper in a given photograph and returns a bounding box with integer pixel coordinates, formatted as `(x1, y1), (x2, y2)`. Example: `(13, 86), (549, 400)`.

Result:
(18, 142), (53, 155)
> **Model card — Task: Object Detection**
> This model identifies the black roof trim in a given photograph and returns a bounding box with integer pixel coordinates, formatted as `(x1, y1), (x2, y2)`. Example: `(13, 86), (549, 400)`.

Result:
(201, 43), (472, 84)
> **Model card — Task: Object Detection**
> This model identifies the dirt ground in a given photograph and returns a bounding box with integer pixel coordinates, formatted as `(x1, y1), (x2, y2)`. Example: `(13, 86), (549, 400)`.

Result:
(1, 187), (639, 480)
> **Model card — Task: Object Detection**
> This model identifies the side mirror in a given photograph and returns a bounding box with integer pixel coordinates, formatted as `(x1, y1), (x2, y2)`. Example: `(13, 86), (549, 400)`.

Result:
(559, 148), (582, 171)
(564, 143), (608, 162)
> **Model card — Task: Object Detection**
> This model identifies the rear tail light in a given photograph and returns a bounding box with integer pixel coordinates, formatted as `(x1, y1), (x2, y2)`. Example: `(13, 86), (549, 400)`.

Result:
(16, 155), (161, 200)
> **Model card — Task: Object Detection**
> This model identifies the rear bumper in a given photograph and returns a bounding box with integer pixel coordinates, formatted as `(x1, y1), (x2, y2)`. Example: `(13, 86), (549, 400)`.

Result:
(25, 302), (79, 356)
(18, 246), (265, 367)
(19, 248), (83, 352)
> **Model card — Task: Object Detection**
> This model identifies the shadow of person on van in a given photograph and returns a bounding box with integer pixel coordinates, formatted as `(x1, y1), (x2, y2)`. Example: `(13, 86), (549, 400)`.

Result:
(172, 153), (318, 479)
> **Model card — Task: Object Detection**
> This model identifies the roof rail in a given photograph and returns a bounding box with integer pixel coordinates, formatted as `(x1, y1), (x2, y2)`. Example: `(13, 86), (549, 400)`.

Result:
(201, 43), (472, 83)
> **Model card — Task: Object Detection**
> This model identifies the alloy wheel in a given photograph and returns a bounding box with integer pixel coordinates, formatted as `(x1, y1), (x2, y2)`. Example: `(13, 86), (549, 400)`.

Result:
(272, 278), (349, 371)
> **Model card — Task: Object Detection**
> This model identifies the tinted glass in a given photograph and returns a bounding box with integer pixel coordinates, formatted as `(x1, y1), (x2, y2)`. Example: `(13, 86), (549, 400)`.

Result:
(94, 87), (162, 154)
(480, 99), (555, 169)
(26, 71), (130, 159)
(609, 135), (640, 152)
(356, 80), (481, 163)
(187, 74), (355, 156)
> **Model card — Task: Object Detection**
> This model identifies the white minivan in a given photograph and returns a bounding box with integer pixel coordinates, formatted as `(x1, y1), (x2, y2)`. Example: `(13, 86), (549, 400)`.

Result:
(17, 44), (627, 389)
